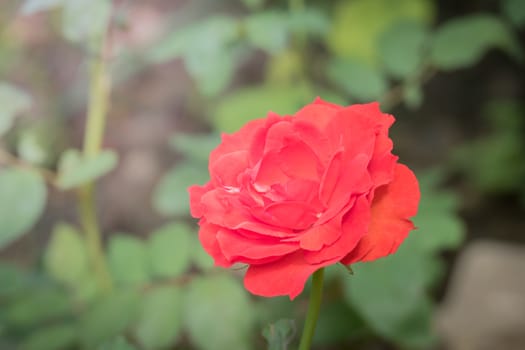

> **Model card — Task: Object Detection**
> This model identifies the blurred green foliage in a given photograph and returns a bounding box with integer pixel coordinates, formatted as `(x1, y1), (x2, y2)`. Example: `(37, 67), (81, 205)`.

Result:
(453, 100), (525, 196)
(0, 0), (523, 349)
(0, 168), (47, 249)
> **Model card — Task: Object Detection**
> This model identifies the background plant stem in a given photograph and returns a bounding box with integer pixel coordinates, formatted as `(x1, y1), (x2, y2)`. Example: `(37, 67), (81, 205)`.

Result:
(78, 36), (113, 292)
(298, 268), (325, 350)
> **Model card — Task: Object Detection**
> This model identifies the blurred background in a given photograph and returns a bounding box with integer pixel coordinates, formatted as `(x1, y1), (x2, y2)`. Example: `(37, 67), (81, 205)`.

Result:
(0, 0), (524, 349)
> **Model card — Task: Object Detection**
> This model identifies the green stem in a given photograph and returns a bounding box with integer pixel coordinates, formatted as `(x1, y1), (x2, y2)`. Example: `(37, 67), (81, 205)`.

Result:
(78, 36), (113, 292)
(298, 268), (324, 350)
(83, 41), (110, 156)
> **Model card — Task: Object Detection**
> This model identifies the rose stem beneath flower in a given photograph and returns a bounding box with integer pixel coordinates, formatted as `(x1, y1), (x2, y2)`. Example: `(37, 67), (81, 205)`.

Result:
(298, 268), (325, 350)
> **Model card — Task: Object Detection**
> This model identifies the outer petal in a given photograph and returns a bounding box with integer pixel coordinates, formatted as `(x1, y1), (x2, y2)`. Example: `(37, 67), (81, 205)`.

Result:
(216, 229), (298, 263)
(341, 163), (420, 264)
(211, 113), (282, 169)
(199, 189), (298, 238)
(188, 183), (212, 218)
(199, 189), (249, 228)
(368, 133), (397, 188)
(294, 99), (341, 130)
(198, 220), (232, 268)
(244, 252), (323, 299)
(210, 118), (265, 163)
(347, 102), (395, 130)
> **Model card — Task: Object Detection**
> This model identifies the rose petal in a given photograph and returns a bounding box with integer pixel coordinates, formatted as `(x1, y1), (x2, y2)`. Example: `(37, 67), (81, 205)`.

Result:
(277, 141), (321, 181)
(298, 220), (342, 251)
(253, 151), (290, 190)
(188, 184), (212, 218)
(318, 153), (371, 223)
(347, 102), (395, 130)
(244, 252), (323, 299)
(263, 120), (295, 154)
(198, 220), (232, 267)
(318, 150), (343, 207)
(292, 120), (331, 165)
(199, 189), (248, 228)
(216, 229), (298, 263)
(304, 196), (370, 264)
(236, 221), (297, 238)
(211, 119), (265, 164)
(210, 150), (249, 187)
(368, 131), (397, 188)
(271, 179), (320, 204)
(254, 201), (318, 230)
(341, 163), (420, 264)
(312, 97), (344, 108)
(326, 108), (376, 158)
(199, 189), (298, 238)
(254, 140), (321, 189)
(295, 100), (341, 130)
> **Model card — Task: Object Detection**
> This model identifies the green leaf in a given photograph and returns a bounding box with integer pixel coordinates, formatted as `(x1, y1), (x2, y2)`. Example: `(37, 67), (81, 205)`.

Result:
(288, 8), (330, 37)
(17, 129), (48, 165)
(20, 0), (63, 15)
(98, 337), (137, 350)
(328, 0), (434, 62)
(97, 337), (137, 350)
(378, 20), (429, 79)
(57, 149), (118, 190)
(6, 287), (72, 329)
(44, 223), (89, 286)
(502, 0), (525, 28)
(262, 319), (296, 350)
(0, 168), (47, 249)
(61, 0), (111, 45)
(169, 133), (220, 164)
(108, 235), (149, 286)
(21, 323), (77, 350)
(153, 161), (208, 216)
(185, 46), (240, 97)
(149, 16), (241, 96)
(452, 100), (525, 193)
(147, 223), (192, 279)
(80, 290), (140, 347)
(183, 275), (254, 350)
(343, 250), (437, 348)
(134, 286), (183, 349)
(212, 85), (306, 133)
(327, 58), (388, 102)
(244, 12), (289, 54)
(243, 9), (328, 55)
(0, 82), (31, 136)
(0, 264), (31, 299)
(149, 16), (239, 62)
(412, 185), (465, 253)
(430, 14), (523, 70)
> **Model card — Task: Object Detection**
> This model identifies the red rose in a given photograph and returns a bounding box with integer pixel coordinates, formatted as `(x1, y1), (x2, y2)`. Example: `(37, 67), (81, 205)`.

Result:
(189, 98), (420, 299)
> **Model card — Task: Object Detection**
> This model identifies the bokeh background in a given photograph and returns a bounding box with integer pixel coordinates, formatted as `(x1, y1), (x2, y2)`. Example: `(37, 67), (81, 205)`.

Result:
(0, 0), (524, 349)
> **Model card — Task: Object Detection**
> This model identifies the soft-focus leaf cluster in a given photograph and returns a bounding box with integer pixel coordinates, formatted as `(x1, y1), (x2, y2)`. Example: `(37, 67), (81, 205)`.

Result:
(1, 0), (524, 349)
